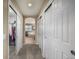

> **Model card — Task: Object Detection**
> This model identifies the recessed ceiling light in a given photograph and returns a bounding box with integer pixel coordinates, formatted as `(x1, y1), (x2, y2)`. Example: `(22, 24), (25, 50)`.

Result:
(28, 3), (32, 7)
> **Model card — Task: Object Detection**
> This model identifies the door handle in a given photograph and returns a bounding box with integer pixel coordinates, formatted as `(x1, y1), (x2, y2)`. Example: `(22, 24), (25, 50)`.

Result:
(71, 50), (75, 56)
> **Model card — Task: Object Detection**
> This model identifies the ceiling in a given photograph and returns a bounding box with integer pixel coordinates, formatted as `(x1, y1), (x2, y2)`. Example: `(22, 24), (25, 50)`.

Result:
(15, 0), (48, 18)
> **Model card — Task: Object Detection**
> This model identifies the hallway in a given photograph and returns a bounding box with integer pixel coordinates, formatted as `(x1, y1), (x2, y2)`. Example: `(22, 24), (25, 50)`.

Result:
(3, 0), (75, 59)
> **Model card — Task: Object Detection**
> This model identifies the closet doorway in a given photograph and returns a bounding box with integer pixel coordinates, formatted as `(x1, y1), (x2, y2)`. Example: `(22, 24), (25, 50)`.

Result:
(9, 5), (17, 46)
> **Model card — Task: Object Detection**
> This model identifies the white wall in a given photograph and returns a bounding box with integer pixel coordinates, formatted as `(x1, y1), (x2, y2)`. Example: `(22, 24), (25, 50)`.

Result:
(36, 17), (43, 52)
(16, 12), (23, 53)
(9, 0), (23, 54)
(36, 0), (75, 59)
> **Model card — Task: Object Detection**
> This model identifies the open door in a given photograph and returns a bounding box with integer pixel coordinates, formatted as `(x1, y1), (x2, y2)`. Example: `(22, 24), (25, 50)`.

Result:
(42, 0), (75, 59)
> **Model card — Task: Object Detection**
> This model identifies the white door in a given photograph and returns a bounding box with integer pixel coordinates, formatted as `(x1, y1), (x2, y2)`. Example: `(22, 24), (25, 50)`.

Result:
(43, 0), (75, 59)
